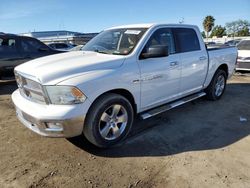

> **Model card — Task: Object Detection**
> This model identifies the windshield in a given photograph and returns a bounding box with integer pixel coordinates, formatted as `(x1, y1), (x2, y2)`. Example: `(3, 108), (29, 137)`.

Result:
(82, 28), (147, 55)
(237, 40), (250, 50)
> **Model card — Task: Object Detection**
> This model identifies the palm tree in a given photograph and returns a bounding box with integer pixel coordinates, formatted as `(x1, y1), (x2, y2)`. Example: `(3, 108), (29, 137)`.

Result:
(203, 16), (215, 38)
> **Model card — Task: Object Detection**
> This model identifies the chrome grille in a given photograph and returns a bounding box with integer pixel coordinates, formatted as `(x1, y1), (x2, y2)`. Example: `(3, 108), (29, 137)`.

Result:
(15, 73), (46, 104)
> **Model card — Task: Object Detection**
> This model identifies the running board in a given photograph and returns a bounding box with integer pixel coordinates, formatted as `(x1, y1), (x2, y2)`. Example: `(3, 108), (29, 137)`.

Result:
(140, 92), (206, 120)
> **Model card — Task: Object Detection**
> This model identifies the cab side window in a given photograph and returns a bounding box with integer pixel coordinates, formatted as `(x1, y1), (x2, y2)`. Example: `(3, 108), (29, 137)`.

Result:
(21, 38), (47, 52)
(173, 28), (200, 53)
(0, 38), (17, 53)
(142, 28), (175, 54)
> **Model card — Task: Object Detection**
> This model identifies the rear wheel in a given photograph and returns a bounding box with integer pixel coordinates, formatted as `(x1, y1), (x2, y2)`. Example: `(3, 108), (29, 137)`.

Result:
(83, 93), (134, 148)
(205, 69), (227, 100)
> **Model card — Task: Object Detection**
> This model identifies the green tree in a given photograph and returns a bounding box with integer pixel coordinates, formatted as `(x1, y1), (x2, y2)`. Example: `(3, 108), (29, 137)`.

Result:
(203, 15), (215, 38)
(225, 19), (250, 37)
(237, 27), (249, 36)
(210, 25), (226, 37)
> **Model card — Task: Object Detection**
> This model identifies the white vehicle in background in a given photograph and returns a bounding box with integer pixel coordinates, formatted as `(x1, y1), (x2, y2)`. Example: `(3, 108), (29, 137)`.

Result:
(12, 24), (237, 148)
(225, 39), (242, 46)
(236, 39), (250, 71)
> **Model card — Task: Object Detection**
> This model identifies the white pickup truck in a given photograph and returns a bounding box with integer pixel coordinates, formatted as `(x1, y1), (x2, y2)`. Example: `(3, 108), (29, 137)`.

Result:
(12, 24), (237, 148)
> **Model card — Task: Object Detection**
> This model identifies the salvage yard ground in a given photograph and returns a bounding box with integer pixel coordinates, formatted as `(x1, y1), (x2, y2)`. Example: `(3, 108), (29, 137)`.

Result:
(0, 74), (250, 188)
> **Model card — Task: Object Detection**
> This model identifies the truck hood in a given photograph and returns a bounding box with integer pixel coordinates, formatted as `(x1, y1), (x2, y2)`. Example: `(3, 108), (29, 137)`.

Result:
(15, 51), (126, 85)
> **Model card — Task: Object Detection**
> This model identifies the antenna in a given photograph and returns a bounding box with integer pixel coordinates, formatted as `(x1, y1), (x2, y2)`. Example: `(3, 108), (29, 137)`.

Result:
(179, 17), (184, 24)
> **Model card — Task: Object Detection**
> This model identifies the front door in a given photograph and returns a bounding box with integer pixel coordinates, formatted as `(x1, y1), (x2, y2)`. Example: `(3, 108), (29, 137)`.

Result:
(138, 28), (181, 110)
(0, 37), (22, 78)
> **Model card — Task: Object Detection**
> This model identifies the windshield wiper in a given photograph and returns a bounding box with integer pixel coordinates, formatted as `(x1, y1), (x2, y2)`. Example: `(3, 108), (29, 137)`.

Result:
(94, 49), (109, 54)
(112, 51), (127, 55)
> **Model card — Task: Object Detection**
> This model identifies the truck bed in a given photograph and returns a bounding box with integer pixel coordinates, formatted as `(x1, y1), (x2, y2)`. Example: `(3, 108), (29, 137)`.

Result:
(207, 45), (235, 51)
(203, 45), (238, 87)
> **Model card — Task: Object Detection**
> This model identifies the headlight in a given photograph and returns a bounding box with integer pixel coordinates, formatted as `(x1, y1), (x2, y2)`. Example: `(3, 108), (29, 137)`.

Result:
(45, 86), (86, 105)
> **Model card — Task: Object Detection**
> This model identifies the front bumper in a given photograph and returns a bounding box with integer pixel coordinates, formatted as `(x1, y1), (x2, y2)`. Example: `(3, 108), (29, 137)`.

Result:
(236, 60), (250, 71)
(11, 89), (92, 138)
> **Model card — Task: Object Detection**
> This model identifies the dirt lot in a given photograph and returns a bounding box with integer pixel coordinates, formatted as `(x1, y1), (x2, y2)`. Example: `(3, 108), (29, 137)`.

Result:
(0, 74), (250, 188)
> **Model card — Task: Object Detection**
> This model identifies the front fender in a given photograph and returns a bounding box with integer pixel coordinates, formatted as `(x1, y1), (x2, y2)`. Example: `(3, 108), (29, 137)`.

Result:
(58, 67), (141, 113)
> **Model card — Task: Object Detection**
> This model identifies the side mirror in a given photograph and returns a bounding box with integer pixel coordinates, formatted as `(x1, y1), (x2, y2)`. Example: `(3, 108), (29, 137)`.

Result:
(140, 45), (169, 59)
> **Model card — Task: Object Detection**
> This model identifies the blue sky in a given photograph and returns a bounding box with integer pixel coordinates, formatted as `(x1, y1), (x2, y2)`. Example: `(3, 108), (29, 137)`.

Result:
(0, 0), (249, 34)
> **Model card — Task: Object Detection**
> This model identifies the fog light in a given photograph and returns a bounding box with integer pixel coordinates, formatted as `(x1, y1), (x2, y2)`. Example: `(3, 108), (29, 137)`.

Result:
(45, 122), (63, 131)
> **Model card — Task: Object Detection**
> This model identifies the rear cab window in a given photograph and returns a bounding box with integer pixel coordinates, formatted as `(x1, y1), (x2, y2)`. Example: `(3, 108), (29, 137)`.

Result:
(173, 28), (201, 53)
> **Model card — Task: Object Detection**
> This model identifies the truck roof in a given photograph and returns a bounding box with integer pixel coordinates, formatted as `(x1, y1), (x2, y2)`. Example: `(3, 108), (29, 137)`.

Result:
(106, 23), (198, 30)
(0, 33), (39, 40)
(0, 33), (17, 37)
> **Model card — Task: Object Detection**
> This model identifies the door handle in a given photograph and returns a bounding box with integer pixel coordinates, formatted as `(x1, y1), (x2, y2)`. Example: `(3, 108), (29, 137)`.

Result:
(199, 56), (207, 61)
(170, 61), (178, 66)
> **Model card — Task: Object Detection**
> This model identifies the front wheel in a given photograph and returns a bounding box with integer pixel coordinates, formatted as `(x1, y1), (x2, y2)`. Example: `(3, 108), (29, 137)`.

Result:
(205, 69), (227, 100)
(83, 93), (134, 148)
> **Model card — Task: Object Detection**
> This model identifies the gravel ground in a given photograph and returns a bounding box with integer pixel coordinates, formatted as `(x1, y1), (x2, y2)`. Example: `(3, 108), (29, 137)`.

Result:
(0, 74), (250, 188)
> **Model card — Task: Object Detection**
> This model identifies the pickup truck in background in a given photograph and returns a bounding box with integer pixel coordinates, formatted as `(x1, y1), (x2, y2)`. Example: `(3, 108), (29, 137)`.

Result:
(236, 39), (250, 71)
(12, 24), (238, 148)
(0, 33), (63, 80)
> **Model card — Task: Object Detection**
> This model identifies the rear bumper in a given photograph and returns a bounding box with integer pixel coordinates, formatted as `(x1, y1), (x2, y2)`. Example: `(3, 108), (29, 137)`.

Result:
(11, 89), (92, 138)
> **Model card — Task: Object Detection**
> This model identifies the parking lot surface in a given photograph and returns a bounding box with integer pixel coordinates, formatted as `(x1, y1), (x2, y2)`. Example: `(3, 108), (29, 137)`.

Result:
(0, 74), (250, 188)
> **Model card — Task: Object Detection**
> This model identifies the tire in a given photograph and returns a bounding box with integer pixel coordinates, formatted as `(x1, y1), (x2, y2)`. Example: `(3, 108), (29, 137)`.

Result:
(205, 69), (227, 101)
(83, 93), (134, 148)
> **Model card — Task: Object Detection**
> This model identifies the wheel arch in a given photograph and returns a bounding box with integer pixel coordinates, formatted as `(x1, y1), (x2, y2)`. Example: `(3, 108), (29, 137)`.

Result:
(88, 88), (137, 115)
(217, 64), (228, 78)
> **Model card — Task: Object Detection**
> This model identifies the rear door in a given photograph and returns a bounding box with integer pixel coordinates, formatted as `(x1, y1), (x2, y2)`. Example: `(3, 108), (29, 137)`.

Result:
(173, 28), (208, 95)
